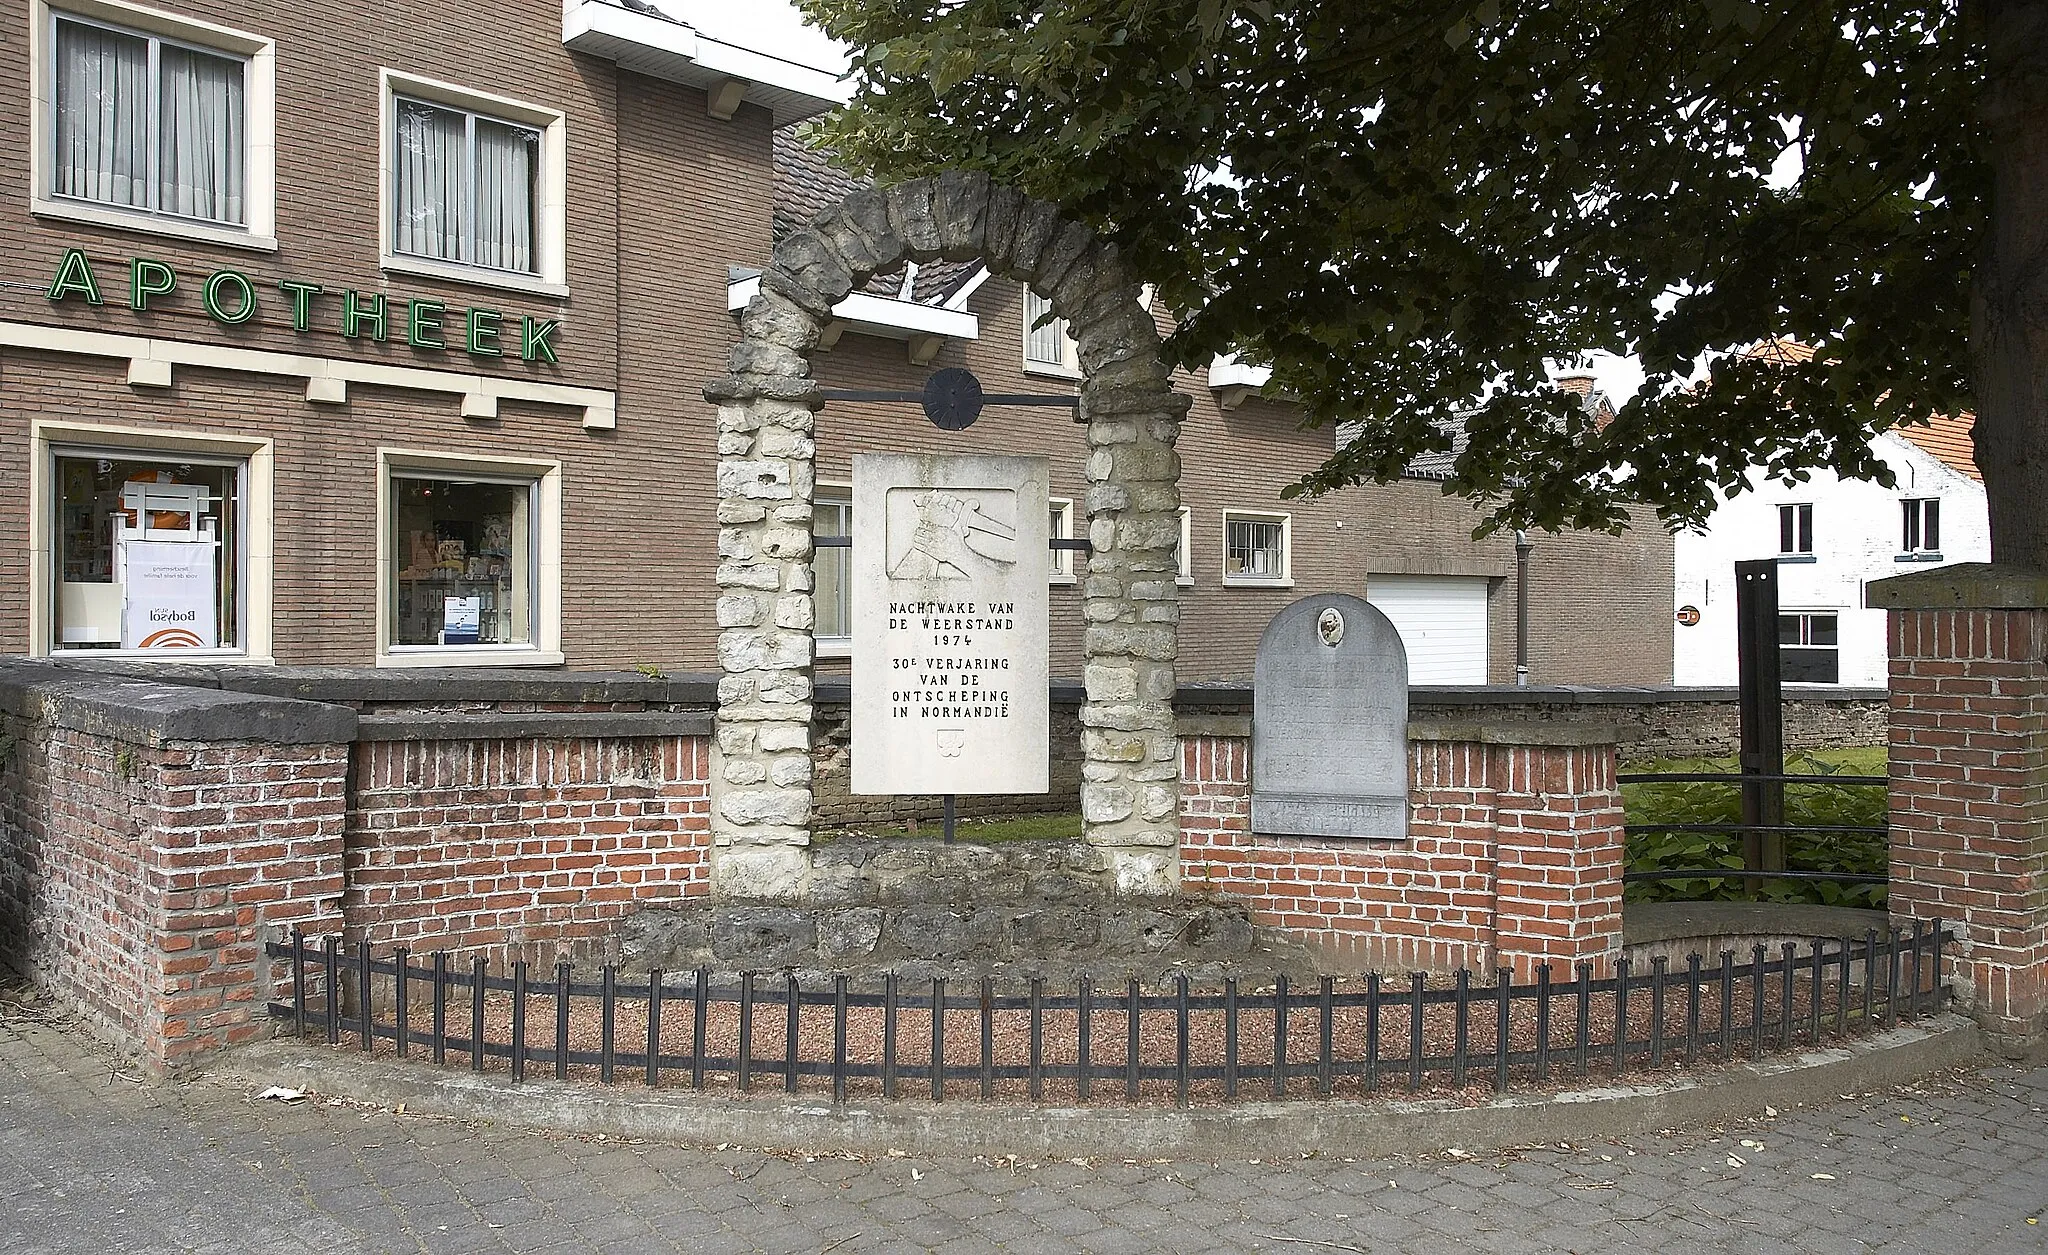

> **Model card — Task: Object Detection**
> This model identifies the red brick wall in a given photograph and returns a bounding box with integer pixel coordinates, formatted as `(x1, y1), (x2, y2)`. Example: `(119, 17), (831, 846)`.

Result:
(1180, 734), (1623, 979)
(1888, 606), (2048, 1043)
(345, 734), (712, 967)
(0, 713), (348, 1071)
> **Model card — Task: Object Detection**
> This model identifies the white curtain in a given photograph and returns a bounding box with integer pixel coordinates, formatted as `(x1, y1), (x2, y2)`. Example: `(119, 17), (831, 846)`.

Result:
(53, 21), (148, 209)
(473, 119), (537, 273)
(393, 99), (466, 262)
(158, 44), (244, 224)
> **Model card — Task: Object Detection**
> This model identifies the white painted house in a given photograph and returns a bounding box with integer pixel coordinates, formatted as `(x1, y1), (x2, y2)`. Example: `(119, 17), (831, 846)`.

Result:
(1673, 412), (1985, 688)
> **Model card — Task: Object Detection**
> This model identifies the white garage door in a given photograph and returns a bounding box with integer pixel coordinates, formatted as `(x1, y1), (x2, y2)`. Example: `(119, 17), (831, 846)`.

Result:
(1366, 576), (1491, 684)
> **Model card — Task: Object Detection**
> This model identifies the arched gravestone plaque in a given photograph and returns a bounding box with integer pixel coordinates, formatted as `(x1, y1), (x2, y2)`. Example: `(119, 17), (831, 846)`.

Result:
(1252, 594), (1410, 838)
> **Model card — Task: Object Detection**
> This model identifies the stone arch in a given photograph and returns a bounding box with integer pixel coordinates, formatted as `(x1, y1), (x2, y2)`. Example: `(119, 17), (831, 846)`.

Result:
(704, 172), (1189, 901)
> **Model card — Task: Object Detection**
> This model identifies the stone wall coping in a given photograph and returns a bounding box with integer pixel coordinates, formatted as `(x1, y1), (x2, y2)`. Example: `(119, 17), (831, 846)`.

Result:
(355, 710), (714, 742)
(1405, 719), (1621, 747)
(0, 659), (357, 748)
(41, 660), (724, 706)
(1176, 713), (1252, 738)
(1865, 562), (2048, 611)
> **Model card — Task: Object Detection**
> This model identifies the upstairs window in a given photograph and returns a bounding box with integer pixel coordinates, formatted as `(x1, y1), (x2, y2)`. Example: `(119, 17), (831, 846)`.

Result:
(1048, 498), (1076, 581)
(1901, 498), (1941, 555)
(1023, 290), (1079, 374)
(51, 13), (246, 226)
(1777, 503), (1813, 557)
(1223, 511), (1290, 583)
(392, 97), (540, 275)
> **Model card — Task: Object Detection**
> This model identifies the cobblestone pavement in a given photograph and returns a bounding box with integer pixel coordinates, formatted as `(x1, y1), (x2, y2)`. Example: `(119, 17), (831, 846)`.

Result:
(3, 1003), (2044, 1255)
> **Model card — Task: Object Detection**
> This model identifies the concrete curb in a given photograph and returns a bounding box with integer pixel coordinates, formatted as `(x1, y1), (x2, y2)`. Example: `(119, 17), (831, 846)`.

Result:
(217, 1014), (1981, 1159)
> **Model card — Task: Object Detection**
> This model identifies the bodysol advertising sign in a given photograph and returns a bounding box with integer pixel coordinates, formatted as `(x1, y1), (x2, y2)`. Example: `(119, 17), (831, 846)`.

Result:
(120, 540), (217, 650)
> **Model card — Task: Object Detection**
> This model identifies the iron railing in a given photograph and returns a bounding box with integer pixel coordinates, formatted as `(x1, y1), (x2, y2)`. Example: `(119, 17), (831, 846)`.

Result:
(1617, 769), (1890, 888)
(267, 922), (1950, 1106)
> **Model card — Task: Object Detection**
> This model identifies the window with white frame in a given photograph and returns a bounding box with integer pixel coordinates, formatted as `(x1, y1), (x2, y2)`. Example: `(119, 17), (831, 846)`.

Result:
(50, 446), (246, 654)
(1048, 498), (1076, 581)
(1176, 506), (1194, 584)
(815, 490), (852, 647)
(1777, 502), (1814, 556)
(1901, 498), (1941, 555)
(1023, 290), (1079, 374)
(1223, 511), (1290, 583)
(1779, 612), (1839, 683)
(34, 1), (276, 246)
(381, 71), (565, 291)
(380, 450), (560, 665)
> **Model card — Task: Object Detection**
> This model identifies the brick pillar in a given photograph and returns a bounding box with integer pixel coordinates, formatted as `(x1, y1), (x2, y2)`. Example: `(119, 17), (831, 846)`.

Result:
(1488, 737), (1626, 983)
(151, 740), (350, 1070)
(1870, 565), (2048, 1051)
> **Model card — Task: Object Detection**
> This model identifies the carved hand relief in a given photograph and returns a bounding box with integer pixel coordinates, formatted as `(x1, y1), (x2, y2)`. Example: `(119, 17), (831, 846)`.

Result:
(887, 487), (1018, 581)
(1317, 607), (1345, 647)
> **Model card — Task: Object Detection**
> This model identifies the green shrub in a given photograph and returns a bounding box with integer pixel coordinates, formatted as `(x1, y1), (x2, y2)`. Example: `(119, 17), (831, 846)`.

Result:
(1620, 747), (1887, 908)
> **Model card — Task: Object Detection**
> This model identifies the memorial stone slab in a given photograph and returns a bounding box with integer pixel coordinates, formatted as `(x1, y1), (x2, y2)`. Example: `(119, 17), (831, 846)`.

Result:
(851, 453), (1050, 795)
(1251, 593), (1409, 838)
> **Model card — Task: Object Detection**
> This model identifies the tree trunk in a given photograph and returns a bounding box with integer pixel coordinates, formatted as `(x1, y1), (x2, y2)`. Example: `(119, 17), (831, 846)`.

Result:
(1973, 0), (2048, 568)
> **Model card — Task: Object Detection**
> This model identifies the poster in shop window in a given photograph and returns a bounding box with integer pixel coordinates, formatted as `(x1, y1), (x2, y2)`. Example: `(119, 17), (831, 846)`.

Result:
(120, 540), (217, 650)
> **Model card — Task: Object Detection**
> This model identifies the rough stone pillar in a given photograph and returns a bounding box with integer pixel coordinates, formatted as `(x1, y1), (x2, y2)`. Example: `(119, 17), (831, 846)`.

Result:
(1869, 564), (2048, 1052)
(706, 174), (1187, 898)
(705, 369), (821, 901)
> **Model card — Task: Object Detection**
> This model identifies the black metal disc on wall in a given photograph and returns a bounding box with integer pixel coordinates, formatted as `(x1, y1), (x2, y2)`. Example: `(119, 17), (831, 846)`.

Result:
(920, 367), (984, 431)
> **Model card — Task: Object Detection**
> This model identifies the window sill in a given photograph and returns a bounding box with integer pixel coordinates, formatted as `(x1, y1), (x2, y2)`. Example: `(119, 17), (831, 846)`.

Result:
(1895, 552), (1944, 563)
(1049, 575), (1078, 587)
(1223, 576), (1294, 589)
(1775, 554), (1818, 565)
(817, 638), (852, 660)
(381, 254), (570, 301)
(1021, 360), (1083, 383)
(1177, 575), (1196, 587)
(50, 649), (266, 663)
(33, 198), (277, 253)
(378, 647), (565, 669)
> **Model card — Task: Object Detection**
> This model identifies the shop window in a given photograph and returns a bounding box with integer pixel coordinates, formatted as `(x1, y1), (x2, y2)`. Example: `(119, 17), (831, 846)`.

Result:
(816, 491), (851, 652)
(1901, 498), (1941, 555)
(1023, 290), (1079, 375)
(33, 0), (276, 247)
(1223, 511), (1290, 584)
(1048, 498), (1076, 581)
(1778, 502), (1814, 557)
(380, 450), (560, 666)
(380, 71), (566, 293)
(1779, 612), (1839, 684)
(52, 451), (244, 654)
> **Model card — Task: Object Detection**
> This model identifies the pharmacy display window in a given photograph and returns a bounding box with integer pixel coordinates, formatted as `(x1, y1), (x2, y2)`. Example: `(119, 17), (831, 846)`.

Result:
(52, 450), (245, 654)
(388, 473), (536, 649)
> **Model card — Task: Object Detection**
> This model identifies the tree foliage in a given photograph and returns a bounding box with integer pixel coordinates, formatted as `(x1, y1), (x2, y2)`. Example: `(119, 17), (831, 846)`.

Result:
(797, 0), (1978, 537)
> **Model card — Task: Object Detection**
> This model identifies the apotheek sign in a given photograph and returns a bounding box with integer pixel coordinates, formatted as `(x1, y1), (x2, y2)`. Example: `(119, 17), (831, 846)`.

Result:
(44, 248), (564, 364)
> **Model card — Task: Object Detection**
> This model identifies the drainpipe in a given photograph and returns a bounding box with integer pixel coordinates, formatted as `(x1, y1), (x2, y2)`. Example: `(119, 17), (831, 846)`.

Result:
(1514, 530), (1532, 686)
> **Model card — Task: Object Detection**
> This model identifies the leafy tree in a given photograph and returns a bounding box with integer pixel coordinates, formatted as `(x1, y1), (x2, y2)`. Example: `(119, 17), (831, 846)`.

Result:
(798, 0), (2048, 562)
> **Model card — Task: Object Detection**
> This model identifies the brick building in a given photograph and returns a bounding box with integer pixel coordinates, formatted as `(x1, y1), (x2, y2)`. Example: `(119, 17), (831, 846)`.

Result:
(0, 0), (1672, 684)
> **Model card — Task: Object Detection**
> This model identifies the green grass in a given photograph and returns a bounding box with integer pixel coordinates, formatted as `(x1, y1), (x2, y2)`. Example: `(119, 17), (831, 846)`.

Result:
(1620, 747), (1888, 908)
(816, 811), (1084, 844)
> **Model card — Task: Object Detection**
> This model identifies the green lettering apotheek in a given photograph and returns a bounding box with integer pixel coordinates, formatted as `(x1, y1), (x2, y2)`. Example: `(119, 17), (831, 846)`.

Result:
(467, 308), (502, 357)
(277, 279), (323, 332)
(203, 271), (257, 325)
(130, 259), (176, 311)
(46, 249), (104, 305)
(520, 317), (561, 364)
(342, 291), (388, 341)
(408, 300), (446, 350)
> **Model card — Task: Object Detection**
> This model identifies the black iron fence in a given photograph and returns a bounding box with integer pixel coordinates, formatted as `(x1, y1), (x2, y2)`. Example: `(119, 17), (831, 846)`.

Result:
(266, 922), (1951, 1106)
